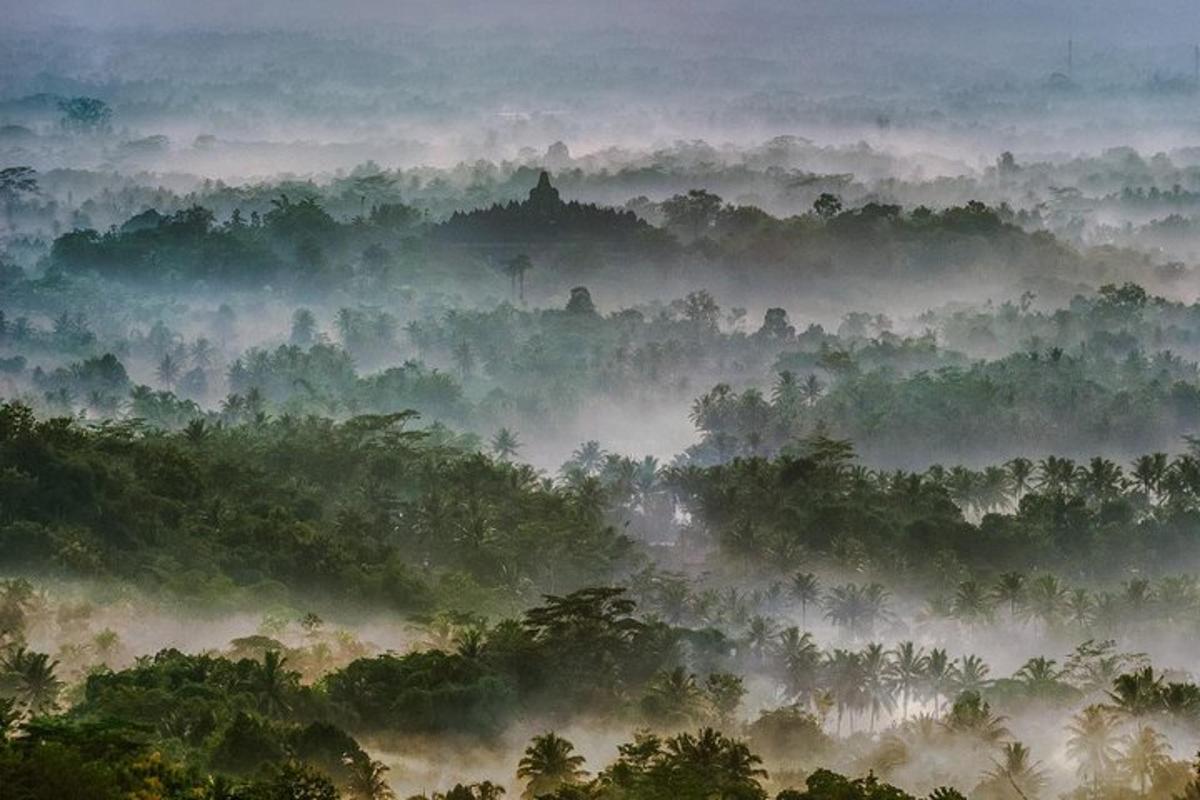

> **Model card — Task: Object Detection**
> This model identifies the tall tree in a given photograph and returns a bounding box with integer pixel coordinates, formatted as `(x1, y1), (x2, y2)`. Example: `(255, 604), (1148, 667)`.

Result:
(992, 573), (1026, 622)
(251, 650), (296, 716)
(0, 647), (62, 715)
(642, 668), (706, 729)
(1119, 725), (1170, 795)
(888, 642), (928, 721)
(1066, 705), (1121, 792)
(790, 572), (820, 627)
(344, 751), (397, 800)
(923, 648), (954, 718)
(517, 732), (587, 800)
(982, 742), (1047, 800)
(491, 428), (522, 461)
(504, 254), (533, 303)
(860, 643), (895, 732)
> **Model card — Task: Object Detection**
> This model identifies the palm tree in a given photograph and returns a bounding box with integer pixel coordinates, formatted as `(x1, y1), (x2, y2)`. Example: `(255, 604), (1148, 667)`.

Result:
(718, 587), (748, 628)
(453, 340), (474, 380)
(190, 337), (215, 369)
(764, 534), (807, 574)
(984, 742), (1047, 800)
(1131, 453), (1169, 503)
(600, 455), (639, 504)
(0, 647), (62, 715)
(1169, 454), (1200, 507)
(1082, 457), (1124, 502)
(252, 650), (294, 715)
(977, 466), (1013, 512)
(335, 307), (359, 346)
(771, 369), (800, 411)
(665, 727), (765, 783)
(1065, 589), (1095, 630)
(790, 572), (820, 626)
(1024, 575), (1066, 630)
(1066, 705), (1122, 791)
(991, 573), (1026, 621)
(1161, 682), (1200, 718)
(1120, 725), (1170, 795)
(565, 474), (609, 527)
(775, 627), (821, 707)
(454, 626), (488, 660)
(768, 367), (796, 410)
(288, 308), (318, 347)
(946, 466), (979, 512)
(951, 654), (992, 696)
(183, 418), (209, 444)
(633, 456), (661, 508)
(1035, 456), (1078, 493)
(1108, 667), (1165, 728)
(952, 581), (994, 626)
(716, 736), (768, 786)
(567, 441), (607, 476)
(87, 390), (120, 416)
(156, 353), (180, 389)
(705, 673), (746, 727)
(473, 782), (506, 800)
(504, 254), (533, 302)
(220, 391), (246, 422)
(943, 691), (1009, 744)
(888, 642), (928, 720)
(1068, 650), (1132, 699)
(823, 648), (865, 735)
(1015, 657), (1064, 699)
(642, 667), (706, 728)
(743, 616), (777, 663)
(244, 386), (265, 418)
(923, 648), (954, 717)
(491, 428), (522, 461)
(928, 788), (966, 800)
(344, 751), (396, 800)
(861, 643), (896, 731)
(800, 373), (824, 407)
(517, 732), (587, 800)
(823, 583), (890, 639)
(1006, 457), (1034, 499)
(654, 577), (690, 624)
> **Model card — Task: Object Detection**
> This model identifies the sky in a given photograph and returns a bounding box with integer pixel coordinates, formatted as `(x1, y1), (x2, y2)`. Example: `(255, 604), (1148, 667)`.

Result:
(9, 0), (1200, 42)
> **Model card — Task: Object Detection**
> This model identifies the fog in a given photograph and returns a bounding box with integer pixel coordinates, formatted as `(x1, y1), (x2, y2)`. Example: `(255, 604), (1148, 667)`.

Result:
(11, 0), (1200, 174)
(7, 3), (1200, 800)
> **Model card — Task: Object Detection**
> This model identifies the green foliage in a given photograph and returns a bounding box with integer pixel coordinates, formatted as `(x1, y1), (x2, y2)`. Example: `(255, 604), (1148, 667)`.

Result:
(746, 705), (831, 765)
(325, 649), (515, 736)
(591, 727), (767, 800)
(668, 435), (1200, 580)
(0, 717), (200, 800)
(26, 648), (376, 793)
(325, 587), (678, 737)
(0, 403), (631, 609)
(439, 171), (659, 249)
(784, 769), (917, 800)
(691, 346), (1200, 465)
(58, 97), (112, 133)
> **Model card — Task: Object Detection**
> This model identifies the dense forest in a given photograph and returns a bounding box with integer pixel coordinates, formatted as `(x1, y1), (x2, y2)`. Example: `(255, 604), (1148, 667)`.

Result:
(9, 2), (1200, 799)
